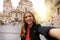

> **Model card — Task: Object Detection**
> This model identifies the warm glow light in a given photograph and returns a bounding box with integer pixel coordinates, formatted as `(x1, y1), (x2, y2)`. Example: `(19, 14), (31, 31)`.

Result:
(30, 0), (46, 21)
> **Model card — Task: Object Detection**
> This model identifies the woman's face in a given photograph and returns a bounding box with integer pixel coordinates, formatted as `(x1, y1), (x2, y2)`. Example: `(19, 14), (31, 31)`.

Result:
(25, 13), (34, 25)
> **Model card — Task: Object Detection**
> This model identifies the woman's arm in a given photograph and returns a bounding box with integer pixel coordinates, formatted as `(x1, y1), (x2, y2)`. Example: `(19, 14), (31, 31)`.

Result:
(49, 28), (60, 40)
(37, 24), (60, 39)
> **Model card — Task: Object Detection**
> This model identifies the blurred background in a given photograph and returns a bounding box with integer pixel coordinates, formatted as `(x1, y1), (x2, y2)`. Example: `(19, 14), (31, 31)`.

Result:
(0, 0), (60, 40)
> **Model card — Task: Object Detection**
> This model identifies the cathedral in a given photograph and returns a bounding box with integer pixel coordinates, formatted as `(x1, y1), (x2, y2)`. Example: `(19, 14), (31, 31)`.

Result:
(0, 0), (34, 23)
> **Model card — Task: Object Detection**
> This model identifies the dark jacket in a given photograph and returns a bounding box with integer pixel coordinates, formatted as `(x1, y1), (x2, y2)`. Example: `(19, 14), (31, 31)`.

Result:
(21, 24), (58, 40)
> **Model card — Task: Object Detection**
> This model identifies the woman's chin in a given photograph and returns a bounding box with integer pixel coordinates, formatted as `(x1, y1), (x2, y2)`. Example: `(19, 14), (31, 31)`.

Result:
(27, 23), (32, 25)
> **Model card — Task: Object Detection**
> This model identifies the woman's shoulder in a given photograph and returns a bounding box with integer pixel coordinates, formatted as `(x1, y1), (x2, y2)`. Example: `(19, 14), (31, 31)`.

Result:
(33, 24), (41, 28)
(36, 24), (41, 27)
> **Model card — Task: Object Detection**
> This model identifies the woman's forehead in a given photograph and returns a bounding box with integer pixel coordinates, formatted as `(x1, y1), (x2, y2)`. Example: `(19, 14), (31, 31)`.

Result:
(25, 13), (32, 16)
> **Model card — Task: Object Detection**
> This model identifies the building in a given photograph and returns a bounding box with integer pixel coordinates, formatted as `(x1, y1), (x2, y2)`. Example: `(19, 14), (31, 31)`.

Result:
(0, 0), (33, 23)
(3, 0), (12, 15)
(16, 0), (33, 20)
(45, 0), (60, 27)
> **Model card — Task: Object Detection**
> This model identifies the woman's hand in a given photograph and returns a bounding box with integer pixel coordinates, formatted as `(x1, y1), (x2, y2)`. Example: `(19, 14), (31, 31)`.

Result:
(49, 28), (60, 40)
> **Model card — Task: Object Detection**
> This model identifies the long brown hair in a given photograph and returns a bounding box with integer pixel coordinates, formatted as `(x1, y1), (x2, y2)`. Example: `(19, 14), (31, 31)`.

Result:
(20, 11), (37, 37)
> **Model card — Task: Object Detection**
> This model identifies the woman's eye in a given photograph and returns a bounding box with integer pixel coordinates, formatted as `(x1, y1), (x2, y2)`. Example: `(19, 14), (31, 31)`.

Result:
(25, 15), (31, 19)
(29, 15), (31, 17)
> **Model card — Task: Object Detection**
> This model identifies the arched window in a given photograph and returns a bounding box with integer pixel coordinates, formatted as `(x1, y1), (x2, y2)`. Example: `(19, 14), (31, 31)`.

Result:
(57, 8), (60, 15)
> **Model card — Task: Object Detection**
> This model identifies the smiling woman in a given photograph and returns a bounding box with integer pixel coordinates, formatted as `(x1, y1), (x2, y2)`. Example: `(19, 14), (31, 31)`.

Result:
(20, 11), (60, 40)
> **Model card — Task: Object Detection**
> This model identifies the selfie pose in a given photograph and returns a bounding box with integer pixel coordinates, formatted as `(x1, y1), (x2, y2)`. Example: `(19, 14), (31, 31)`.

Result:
(20, 11), (60, 40)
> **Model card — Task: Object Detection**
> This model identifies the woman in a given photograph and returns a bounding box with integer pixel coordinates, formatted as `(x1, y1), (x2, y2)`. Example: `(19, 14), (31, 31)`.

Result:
(20, 11), (60, 40)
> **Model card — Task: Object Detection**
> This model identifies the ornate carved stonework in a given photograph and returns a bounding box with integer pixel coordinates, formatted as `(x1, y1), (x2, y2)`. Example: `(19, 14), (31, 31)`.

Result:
(3, 0), (12, 15)
(16, 0), (33, 21)
(0, 0), (33, 22)
(17, 0), (33, 12)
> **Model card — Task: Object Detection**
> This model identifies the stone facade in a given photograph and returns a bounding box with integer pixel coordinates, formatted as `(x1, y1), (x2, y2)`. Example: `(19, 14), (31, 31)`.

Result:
(45, 0), (60, 27)
(16, 0), (33, 20)
(0, 0), (33, 23)
(3, 0), (12, 14)
(17, 0), (33, 12)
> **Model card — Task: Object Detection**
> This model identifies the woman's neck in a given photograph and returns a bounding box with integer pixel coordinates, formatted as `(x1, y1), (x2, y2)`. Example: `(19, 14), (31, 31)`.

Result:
(28, 23), (33, 28)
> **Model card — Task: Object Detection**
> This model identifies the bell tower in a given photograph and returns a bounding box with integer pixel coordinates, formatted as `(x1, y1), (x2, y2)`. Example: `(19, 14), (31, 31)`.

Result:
(3, 0), (12, 15)
(17, 0), (33, 12)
